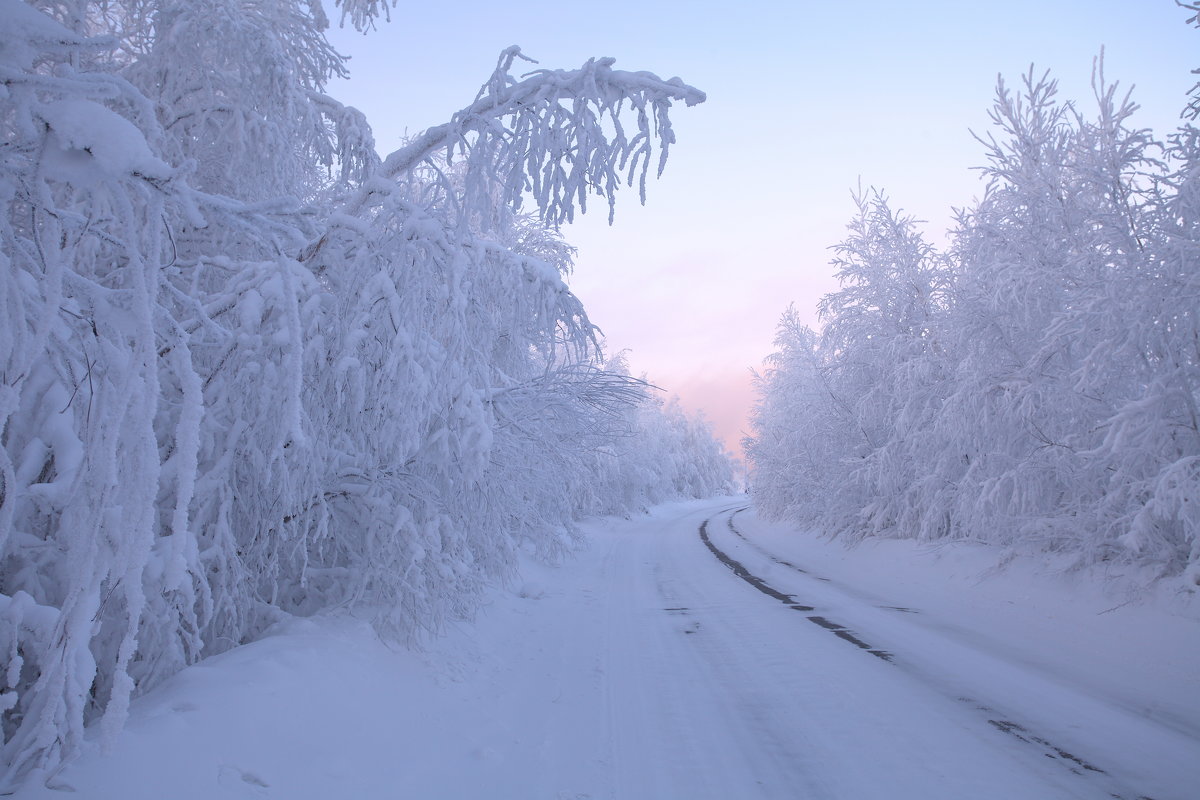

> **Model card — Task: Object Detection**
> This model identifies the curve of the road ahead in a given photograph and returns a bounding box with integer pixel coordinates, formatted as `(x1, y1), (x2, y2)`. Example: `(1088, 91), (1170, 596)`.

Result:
(589, 499), (1196, 800)
(17, 497), (1195, 800)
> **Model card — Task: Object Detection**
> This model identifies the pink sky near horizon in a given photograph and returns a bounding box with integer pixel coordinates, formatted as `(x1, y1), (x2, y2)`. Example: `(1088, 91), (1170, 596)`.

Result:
(326, 0), (1197, 461)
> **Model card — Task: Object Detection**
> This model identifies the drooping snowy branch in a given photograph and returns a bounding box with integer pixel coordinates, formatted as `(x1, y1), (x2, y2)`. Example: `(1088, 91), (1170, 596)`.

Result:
(378, 46), (706, 225)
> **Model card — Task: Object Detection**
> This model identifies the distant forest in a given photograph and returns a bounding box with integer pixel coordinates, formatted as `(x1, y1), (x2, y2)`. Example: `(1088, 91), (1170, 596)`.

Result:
(749, 14), (1200, 586)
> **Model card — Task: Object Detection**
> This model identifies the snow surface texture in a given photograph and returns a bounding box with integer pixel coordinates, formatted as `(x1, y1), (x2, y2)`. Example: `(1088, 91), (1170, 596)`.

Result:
(11, 498), (1197, 799)
(748, 62), (1200, 585)
(0, 0), (723, 787)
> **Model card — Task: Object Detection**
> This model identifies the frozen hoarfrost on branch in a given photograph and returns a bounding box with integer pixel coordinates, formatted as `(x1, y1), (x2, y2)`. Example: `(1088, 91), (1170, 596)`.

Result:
(378, 45), (705, 226)
(294, 40), (708, 262)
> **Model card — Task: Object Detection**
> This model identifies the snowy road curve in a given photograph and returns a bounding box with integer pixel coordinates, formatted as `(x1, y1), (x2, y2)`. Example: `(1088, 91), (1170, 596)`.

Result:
(17, 497), (1198, 799)
(574, 501), (1194, 800)
(690, 507), (1193, 800)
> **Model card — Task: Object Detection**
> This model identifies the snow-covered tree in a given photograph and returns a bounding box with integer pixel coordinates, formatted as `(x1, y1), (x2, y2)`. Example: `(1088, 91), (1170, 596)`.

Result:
(745, 310), (835, 521)
(748, 44), (1199, 584)
(815, 189), (951, 539)
(747, 191), (951, 541)
(1079, 95), (1200, 576)
(0, 0), (718, 787)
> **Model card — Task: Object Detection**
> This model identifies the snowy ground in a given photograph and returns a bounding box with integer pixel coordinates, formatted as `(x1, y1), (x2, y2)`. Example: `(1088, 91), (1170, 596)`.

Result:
(15, 497), (1199, 799)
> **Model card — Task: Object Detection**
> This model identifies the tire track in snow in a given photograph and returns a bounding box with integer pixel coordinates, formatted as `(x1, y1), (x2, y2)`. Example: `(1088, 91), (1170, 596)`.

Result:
(697, 507), (1161, 800)
(697, 516), (893, 662)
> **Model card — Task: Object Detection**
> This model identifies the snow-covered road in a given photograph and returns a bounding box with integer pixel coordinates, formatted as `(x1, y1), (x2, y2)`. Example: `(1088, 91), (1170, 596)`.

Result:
(16, 497), (1198, 799)
(557, 500), (1195, 800)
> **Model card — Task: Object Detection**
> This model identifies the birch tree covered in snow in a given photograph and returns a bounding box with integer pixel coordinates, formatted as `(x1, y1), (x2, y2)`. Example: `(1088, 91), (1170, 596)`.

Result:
(0, 0), (729, 786)
(748, 50), (1200, 582)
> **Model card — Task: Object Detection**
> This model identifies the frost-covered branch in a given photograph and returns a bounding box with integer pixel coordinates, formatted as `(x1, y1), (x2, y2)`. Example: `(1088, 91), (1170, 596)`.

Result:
(379, 46), (705, 225)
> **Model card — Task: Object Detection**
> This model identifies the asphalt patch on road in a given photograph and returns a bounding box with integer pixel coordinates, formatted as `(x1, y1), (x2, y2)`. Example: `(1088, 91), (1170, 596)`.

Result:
(985, 719), (1105, 775)
(805, 616), (894, 661)
(698, 519), (799, 605)
(726, 510), (831, 581)
(698, 519), (893, 663)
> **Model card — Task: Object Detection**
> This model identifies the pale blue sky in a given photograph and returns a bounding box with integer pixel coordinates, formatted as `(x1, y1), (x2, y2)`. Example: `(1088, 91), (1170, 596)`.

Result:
(326, 1), (1197, 455)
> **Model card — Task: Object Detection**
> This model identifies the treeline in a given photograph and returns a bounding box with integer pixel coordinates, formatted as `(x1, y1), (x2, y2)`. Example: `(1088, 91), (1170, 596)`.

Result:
(748, 53), (1199, 582)
(0, 0), (728, 786)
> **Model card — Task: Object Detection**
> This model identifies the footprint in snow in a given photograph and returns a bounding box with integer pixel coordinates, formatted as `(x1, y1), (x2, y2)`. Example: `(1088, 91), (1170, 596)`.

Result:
(517, 582), (545, 599)
(473, 745), (503, 763)
(218, 765), (270, 792)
